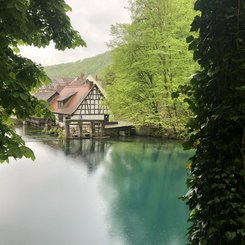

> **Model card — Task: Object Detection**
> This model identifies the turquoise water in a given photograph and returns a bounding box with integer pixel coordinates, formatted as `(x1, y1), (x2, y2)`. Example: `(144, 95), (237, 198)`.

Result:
(0, 126), (191, 245)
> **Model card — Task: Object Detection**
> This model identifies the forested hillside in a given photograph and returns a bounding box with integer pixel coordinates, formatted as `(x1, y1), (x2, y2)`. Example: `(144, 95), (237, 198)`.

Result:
(44, 51), (111, 78)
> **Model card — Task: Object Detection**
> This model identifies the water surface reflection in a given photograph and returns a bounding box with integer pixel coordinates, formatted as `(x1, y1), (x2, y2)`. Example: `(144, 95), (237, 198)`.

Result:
(101, 140), (189, 245)
(0, 126), (191, 245)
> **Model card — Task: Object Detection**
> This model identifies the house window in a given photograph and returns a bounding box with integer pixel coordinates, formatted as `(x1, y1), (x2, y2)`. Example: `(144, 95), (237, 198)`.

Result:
(58, 101), (63, 109)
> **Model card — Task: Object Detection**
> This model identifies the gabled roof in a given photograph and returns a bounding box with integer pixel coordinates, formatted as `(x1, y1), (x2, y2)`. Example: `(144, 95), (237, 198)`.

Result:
(86, 75), (106, 97)
(34, 90), (58, 101)
(50, 74), (107, 116)
(50, 82), (93, 115)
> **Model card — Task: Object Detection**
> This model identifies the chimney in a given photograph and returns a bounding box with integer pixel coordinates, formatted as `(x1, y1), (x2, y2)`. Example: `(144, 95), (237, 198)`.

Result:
(80, 72), (85, 80)
(95, 75), (101, 81)
(86, 79), (93, 89)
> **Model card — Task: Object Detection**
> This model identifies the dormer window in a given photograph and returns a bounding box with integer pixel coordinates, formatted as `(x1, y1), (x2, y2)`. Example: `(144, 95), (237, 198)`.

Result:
(58, 101), (63, 109)
(57, 91), (77, 109)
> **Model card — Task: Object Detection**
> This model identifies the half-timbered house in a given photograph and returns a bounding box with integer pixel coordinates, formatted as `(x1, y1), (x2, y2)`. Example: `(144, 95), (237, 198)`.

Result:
(50, 75), (109, 127)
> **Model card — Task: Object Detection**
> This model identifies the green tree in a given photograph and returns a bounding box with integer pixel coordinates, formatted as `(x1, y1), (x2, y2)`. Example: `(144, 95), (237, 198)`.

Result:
(0, 0), (86, 162)
(106, 0), (197, 133)
(184, 0), (245, 244)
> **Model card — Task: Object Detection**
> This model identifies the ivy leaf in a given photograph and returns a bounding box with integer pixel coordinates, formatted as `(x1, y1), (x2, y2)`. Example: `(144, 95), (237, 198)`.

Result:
(186, 35), (194, 43)
(190, 16), (201, 32)
(225, 232), (236, 241)
(194, 0), (203, 11)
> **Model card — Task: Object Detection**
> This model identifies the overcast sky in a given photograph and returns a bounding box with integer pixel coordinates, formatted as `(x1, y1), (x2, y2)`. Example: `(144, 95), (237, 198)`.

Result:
(19, 0), (131, 66)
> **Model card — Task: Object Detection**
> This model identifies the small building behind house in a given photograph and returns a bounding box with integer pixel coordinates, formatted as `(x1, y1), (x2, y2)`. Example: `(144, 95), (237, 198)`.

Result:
(34, 89), (59, 103)
(27, 89), (59, 126)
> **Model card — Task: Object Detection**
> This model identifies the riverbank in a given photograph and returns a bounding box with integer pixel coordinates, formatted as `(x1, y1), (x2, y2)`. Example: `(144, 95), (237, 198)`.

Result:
(16, 118), (187, 140)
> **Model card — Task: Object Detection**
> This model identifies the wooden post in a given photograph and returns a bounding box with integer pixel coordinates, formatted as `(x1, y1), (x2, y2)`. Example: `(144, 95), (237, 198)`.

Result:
(64, 119), (70, 139)
(100, 122), (104, 137)
(91, 121), (94, 137)
(78, 121), (83, 138)
(89, 122), (93, 138)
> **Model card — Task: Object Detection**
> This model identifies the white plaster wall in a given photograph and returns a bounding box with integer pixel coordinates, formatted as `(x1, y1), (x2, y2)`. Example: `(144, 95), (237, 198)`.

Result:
(72, 114), (104, 120)
(83, 115), (105, 120)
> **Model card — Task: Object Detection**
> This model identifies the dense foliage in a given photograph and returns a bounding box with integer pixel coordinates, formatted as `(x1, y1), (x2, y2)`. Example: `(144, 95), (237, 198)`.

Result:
(0, 0), (85, 162)
(45, 51), (112, 78)
(184, 0), (245, 244)
(105, 0), (197, 134)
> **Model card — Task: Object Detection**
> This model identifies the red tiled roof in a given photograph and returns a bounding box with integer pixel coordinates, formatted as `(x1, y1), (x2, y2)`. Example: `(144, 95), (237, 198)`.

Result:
(57, 91), (77, 101)
(50, 82), (93, 115)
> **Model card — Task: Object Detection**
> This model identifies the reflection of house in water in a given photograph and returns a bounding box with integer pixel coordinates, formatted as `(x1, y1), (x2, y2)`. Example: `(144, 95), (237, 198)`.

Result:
(63, 139), (112, 173)
(21, 123), (112, 174)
